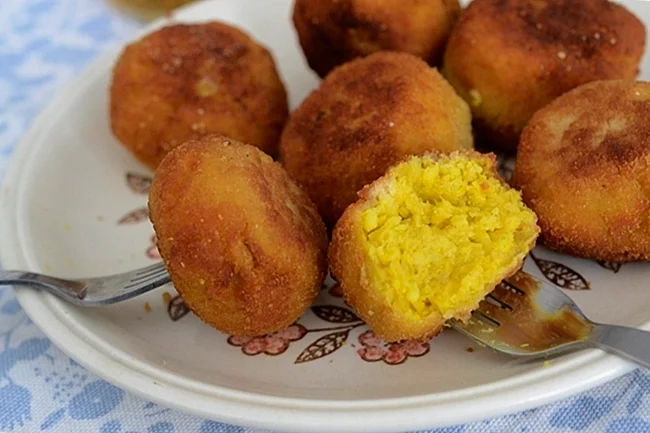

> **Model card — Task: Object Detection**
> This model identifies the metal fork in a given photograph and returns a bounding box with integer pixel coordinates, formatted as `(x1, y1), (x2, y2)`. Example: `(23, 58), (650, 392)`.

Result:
(0, 263), (171, 307)
(451, 270), (650, 369)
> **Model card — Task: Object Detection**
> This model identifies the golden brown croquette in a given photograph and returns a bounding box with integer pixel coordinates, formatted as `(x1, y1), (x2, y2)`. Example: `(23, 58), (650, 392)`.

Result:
(443, 0), (645, 150)
(512, 80), (650, 263)
(111, 22), (288, 170)
(148, 135), (328, 336)
(280, 51), (473, 228)
(292, 0), (461, 78)
(329, 150), (539, 342)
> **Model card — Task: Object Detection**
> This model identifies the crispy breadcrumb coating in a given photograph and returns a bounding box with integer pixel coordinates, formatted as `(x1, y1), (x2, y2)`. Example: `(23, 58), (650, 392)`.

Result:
(443, 0), (645, 149)
(280, 51), (473, 228)
(111, 22), (288, 170)
(149, 136), (328, 336)
(513, 80), (650, 262)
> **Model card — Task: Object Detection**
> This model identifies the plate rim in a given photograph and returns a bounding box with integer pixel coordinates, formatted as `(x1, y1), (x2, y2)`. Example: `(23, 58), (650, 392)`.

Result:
(0, 0), (641, 431)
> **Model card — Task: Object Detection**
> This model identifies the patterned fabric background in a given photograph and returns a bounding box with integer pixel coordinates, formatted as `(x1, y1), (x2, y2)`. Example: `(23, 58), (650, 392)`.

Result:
(1, 0), (650, 432)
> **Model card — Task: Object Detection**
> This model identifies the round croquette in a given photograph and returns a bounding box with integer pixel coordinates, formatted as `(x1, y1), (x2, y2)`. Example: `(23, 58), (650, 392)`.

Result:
(148, 135), (328, 336)
(111, 22), (289, 170)
(280, 51), (473, 228)
(292, 0), (461, 78)
(512, 80), (650, 263)
(329, 150), (539, 342)
(442, 0), (646, 150)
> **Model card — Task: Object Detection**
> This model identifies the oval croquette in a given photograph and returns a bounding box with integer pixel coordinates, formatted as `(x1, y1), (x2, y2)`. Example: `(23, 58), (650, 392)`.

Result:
(329, 150), (539, 342)
(280, 51), (473, 228)
(148, 135), (328, 336)
(442, 0), (646, 150)
(292, 0), (461, 78)
(111, 22), (289, 170)
(512, 80), (650, 263)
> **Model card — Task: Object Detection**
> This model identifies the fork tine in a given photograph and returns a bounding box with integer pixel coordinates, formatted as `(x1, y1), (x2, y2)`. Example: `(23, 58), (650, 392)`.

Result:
(490, 283), (523, 303)
(125, 273), (171, 293)
(477, 296), (507, 322)
(124, 270), (169, 290)
(501, 279), (526, 295)
(126, 265), (168, 285)
(472, 310), (501, 327)
(476, 279), (531, 324)
(486, 294), (513, 311)
(133, 262), (167, 278)
(502, 272), (542, 296)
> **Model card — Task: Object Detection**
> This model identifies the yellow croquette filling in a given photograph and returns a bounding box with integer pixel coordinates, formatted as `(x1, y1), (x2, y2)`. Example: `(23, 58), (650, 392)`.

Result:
(358, 153), (538, 321)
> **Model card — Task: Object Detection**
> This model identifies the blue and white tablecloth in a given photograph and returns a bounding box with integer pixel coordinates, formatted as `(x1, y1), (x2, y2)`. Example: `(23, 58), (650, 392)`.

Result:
(2, 1), (650, 432)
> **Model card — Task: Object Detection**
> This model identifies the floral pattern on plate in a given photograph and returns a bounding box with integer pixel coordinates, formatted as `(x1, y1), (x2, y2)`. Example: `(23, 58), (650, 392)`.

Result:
(118, 169), (631, 368)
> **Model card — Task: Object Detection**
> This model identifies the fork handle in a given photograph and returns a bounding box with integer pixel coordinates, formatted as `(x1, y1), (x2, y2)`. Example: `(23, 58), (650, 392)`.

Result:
(0, 270), (87, 300)
(589, 324), (650, 370)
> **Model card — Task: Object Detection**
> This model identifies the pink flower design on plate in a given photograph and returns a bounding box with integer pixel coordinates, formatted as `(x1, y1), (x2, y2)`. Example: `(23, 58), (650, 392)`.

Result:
(357, 330), (430, 365)
(227, 324), (308, 356)
(147, 235), (161, 260)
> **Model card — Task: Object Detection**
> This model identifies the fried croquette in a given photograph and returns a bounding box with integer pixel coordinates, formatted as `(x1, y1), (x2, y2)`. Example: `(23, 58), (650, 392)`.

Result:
(329, 151), (539, 342)
(512, 80), (650, 263)
(280, 51), (473, 228)
(292, 0), (461, 78)
(442, 0), (646, 150)
(148, 135), (328, 336)
(110, 22), (288, 170)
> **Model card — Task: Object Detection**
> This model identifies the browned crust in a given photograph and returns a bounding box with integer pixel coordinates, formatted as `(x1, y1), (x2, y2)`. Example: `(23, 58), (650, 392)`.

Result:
(280, 51), (473, 228)
(512, 80), (650, 262)
(110, 22), (288, 170)
(292, 0), (461, 78)
(442, 0), (646, 150)
(148, 135), (328, 336)
(329, 149), (539, 342)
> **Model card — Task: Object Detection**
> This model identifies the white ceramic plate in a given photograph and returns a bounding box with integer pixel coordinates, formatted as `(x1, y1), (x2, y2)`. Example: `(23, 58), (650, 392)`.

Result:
(2, 0), (650, 431)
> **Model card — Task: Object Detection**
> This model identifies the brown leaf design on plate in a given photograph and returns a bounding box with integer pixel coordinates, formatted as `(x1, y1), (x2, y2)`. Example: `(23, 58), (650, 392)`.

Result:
(311, 305), (361, 323)
(597, 261), (623, 273)
(127, 173), (152, 194)
(168, 295), (190, 321)
(533, 256), (590, 290)
(118, 207), (149, 224)
(295, 330), (350, 364)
